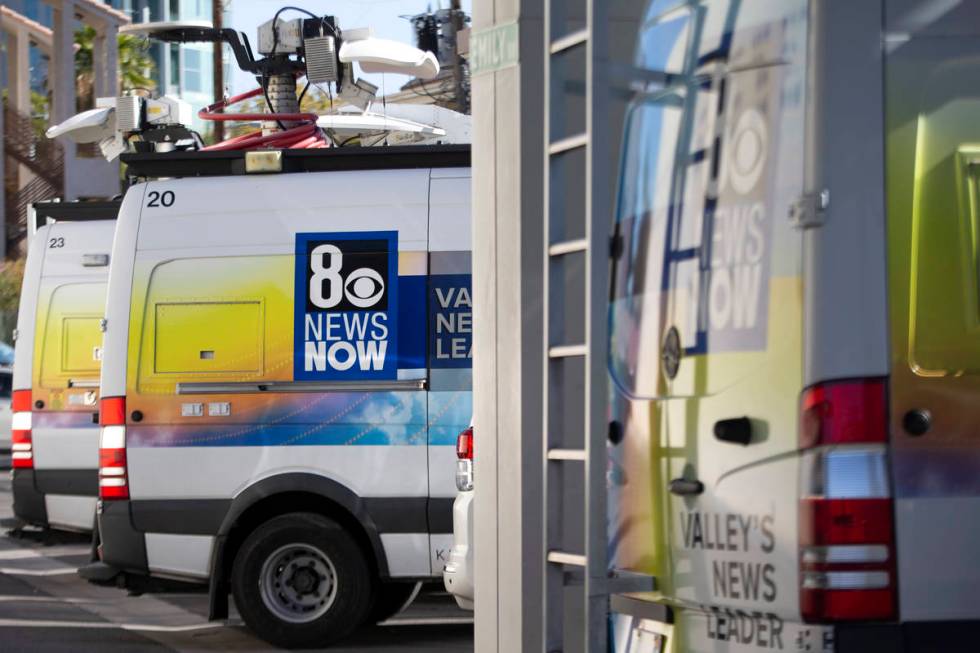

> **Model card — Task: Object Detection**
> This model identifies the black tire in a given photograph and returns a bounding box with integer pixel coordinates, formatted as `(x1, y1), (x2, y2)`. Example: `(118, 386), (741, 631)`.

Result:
(372, 581), (420, 623)
(231, 512), (375, 649)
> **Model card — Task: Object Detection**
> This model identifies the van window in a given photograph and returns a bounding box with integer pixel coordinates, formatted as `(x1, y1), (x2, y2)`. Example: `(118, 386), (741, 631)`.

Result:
(906, 131), (980, 373)
(608, 0), (807, 399)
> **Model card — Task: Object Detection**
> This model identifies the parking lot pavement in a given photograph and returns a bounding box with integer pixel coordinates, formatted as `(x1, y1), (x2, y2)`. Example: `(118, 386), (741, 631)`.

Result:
(0, 474), (473, 652)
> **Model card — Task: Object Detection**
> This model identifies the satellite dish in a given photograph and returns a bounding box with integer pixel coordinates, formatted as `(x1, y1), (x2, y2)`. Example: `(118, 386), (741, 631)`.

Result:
(339, 38), (440, 79)
(46, 106), (115, 143)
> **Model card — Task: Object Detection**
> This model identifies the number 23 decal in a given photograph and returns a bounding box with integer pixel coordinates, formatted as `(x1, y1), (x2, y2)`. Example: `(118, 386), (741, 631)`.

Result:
(146, 190), (175, 208)
(48, 237), (65, 248)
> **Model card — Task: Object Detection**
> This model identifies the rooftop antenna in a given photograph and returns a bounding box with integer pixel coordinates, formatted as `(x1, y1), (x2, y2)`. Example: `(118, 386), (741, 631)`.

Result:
(48, 7), (442, 154)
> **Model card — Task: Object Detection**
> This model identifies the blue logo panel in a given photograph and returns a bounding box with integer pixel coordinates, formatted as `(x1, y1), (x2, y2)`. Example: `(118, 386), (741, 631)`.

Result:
(430, 273), (472, 369)
(294, 231), (399, 381)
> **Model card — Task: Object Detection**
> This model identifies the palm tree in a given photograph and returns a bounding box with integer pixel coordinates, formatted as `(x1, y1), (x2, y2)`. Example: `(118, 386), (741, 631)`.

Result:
(74, 26), (156, 110)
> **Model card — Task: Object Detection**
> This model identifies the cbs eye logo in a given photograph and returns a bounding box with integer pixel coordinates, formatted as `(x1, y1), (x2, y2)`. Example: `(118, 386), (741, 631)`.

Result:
(308, 242), (388, 310)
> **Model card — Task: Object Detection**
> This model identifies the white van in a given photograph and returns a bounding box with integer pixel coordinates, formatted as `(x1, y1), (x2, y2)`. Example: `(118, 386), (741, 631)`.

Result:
(607, 1), (980, 652)
(11, 204), (117, 532)
(94, 146), (472, 648)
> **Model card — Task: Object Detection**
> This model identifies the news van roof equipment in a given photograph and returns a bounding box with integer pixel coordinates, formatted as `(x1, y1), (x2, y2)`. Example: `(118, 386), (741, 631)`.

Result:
(47, 8), (451, 157)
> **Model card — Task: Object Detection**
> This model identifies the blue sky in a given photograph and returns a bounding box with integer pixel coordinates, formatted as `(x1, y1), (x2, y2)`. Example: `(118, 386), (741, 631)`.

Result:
(227, 0), (471, 94)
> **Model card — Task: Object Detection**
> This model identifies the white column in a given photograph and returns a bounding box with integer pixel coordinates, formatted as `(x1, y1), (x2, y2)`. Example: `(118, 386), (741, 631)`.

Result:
(11, 26), (34, 188)
(11, 26), (32, 114)
(473, 1), (546, 652)
(93, 23), (120, 99)
(105, 24), (119, 97)
(93, 26), (107, 99)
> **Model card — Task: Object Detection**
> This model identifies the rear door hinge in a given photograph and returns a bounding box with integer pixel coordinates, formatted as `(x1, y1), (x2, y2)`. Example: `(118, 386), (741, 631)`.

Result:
(789, 189), (829, 229)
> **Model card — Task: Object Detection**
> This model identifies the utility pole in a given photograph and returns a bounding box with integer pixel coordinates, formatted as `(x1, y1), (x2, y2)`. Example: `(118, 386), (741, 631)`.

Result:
(449, 0), (469, 114)
(212, 0), (225, 142)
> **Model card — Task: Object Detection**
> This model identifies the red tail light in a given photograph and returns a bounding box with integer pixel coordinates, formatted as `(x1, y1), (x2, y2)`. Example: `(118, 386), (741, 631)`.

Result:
(100, 396), (126, 426)
(798, 378), (896, 622)
(800, 379), (887, 448)
(456, 426), (473, 460)
(11, 390), (33, 469)
(99, 396), (129, 500)
(455, 426), (473, 492)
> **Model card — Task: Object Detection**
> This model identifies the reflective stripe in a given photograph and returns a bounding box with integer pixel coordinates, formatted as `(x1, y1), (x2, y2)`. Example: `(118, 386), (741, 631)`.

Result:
(801, 544), (889, 564)
(802, 570), (890, 590)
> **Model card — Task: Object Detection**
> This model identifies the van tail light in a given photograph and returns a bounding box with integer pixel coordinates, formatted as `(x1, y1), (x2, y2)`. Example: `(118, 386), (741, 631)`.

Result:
(455, 426), (473, 492)
(798, 378), (897, 622)
(11, 390), (33, 469)
(99, 396), (129, 500)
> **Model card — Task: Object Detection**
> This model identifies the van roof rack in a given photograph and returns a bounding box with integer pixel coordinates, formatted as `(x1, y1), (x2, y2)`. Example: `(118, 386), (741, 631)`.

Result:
(121, 144), (470, 179)
(31, 199), (122, 233)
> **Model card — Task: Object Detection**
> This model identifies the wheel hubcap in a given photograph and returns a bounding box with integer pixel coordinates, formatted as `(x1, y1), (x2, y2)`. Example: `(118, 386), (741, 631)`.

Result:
(259, 543), (338, 623)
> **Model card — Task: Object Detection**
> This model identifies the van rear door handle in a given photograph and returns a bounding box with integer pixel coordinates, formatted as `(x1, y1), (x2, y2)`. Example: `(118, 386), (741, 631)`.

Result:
(714, 417), (752, 445)
(668, 478), (704, 496)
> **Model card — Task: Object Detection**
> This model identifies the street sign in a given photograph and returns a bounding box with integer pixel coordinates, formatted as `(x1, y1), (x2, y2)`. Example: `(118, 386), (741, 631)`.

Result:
(469, 22), (519, 76)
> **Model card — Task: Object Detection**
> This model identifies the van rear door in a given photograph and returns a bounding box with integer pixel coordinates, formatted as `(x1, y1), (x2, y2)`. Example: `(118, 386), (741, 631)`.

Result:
(608, 1), (808, 646)
(886, 7), (980, 621)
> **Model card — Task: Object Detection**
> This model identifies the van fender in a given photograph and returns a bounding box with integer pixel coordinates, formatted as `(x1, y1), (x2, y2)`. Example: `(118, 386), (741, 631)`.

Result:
(207, 472), (390, 620)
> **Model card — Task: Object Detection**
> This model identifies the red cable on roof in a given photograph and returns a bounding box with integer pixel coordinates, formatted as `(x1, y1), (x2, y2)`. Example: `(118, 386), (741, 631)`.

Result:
(197, 85), (328, 150)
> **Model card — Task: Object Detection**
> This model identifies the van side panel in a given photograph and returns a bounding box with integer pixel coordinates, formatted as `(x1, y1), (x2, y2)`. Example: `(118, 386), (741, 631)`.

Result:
(802, 0), (889, 387)
(120, 171), (442, 579)
(427, 170), (473, 567)
(885, 3), (980, 621)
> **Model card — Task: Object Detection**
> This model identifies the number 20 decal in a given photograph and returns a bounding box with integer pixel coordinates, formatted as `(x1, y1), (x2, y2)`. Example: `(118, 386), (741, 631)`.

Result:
(146, 190), (175, 208)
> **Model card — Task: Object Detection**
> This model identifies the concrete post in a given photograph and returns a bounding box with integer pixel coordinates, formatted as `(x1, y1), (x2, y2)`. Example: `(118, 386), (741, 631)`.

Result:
(104, 23), (119, 97)
(11, 26), (31, 114)
(93, 27), (107, 99)
(471, 1), (545, 651)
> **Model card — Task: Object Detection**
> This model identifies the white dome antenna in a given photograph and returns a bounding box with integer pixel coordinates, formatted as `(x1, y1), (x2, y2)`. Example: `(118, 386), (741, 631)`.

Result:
(339, 37), (440, 79)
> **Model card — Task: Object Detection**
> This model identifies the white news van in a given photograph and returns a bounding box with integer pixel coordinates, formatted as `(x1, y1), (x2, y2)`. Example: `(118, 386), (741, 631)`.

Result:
(12, 203), (118, 532)
(93, 146), (472, 648)
(605, 1), (980, 652)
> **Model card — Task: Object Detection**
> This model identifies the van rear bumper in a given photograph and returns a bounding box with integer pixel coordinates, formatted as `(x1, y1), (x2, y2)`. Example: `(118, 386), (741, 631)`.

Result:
(836, 621), (980, 653)
(97, 499), (148, 575)
(11, 469), (48, 527)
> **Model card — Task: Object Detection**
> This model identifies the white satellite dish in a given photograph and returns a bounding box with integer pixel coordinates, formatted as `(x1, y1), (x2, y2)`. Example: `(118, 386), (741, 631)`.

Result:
(316, 113), (446, 136)
(119, 20), (213, 37)
(46, 106), (115, 143)
(339, 38), (440, 79)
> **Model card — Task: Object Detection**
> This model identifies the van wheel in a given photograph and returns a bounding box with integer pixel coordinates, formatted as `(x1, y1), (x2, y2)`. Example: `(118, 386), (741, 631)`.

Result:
(232, 513), (374, 648)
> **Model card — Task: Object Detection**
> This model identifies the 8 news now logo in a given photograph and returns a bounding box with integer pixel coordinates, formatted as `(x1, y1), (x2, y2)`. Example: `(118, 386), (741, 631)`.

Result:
(294, 231), (398, 381)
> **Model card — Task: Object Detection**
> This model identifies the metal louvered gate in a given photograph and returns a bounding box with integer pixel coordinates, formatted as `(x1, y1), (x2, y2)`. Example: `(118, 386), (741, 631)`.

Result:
(541, 1), (654, 651)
